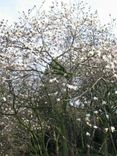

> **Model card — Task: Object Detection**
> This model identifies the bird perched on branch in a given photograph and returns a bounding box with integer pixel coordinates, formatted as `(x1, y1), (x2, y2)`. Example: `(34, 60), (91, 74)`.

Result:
(49, 58), (72, 79)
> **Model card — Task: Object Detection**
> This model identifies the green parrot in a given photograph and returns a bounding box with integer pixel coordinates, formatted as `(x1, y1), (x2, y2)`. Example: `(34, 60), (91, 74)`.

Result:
(49, 59), (72, 79)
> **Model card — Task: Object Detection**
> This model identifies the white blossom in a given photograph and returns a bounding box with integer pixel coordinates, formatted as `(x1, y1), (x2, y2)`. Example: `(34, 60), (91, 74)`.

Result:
(93, 125), (98, 129)
(3, 97), (7, 102)
(106, 114), (109, 119)
(54, 91), (58, 95)
(57, 98), (60, 102)
(86, 132), (90, 136)
(111, 126), (115, 133)
(86, 122), (92, 127)
(93, 97), (98, 100)
(86, 114), (91, 117)
(66, 84), (77, 90)
(102, 101), (106, 105)
(115, 90), (117, 94)
(87, 144), (91, 148)
(105, 128), (109, 132)
(94, 111), (98, 114)
(77, 118), (81, 121)
(49, 78), (58, 83)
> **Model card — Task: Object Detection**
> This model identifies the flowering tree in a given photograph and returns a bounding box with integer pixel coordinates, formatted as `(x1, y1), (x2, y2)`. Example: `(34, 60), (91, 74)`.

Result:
(0, 1), (117, 155)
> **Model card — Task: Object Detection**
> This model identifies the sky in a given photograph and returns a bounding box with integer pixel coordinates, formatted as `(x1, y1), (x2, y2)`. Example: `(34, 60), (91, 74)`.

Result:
(0, 0), (117, 33)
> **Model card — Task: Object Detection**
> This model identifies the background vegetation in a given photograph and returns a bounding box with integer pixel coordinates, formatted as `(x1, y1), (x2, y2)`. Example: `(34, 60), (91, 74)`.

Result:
(0, 1), (117, 155)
